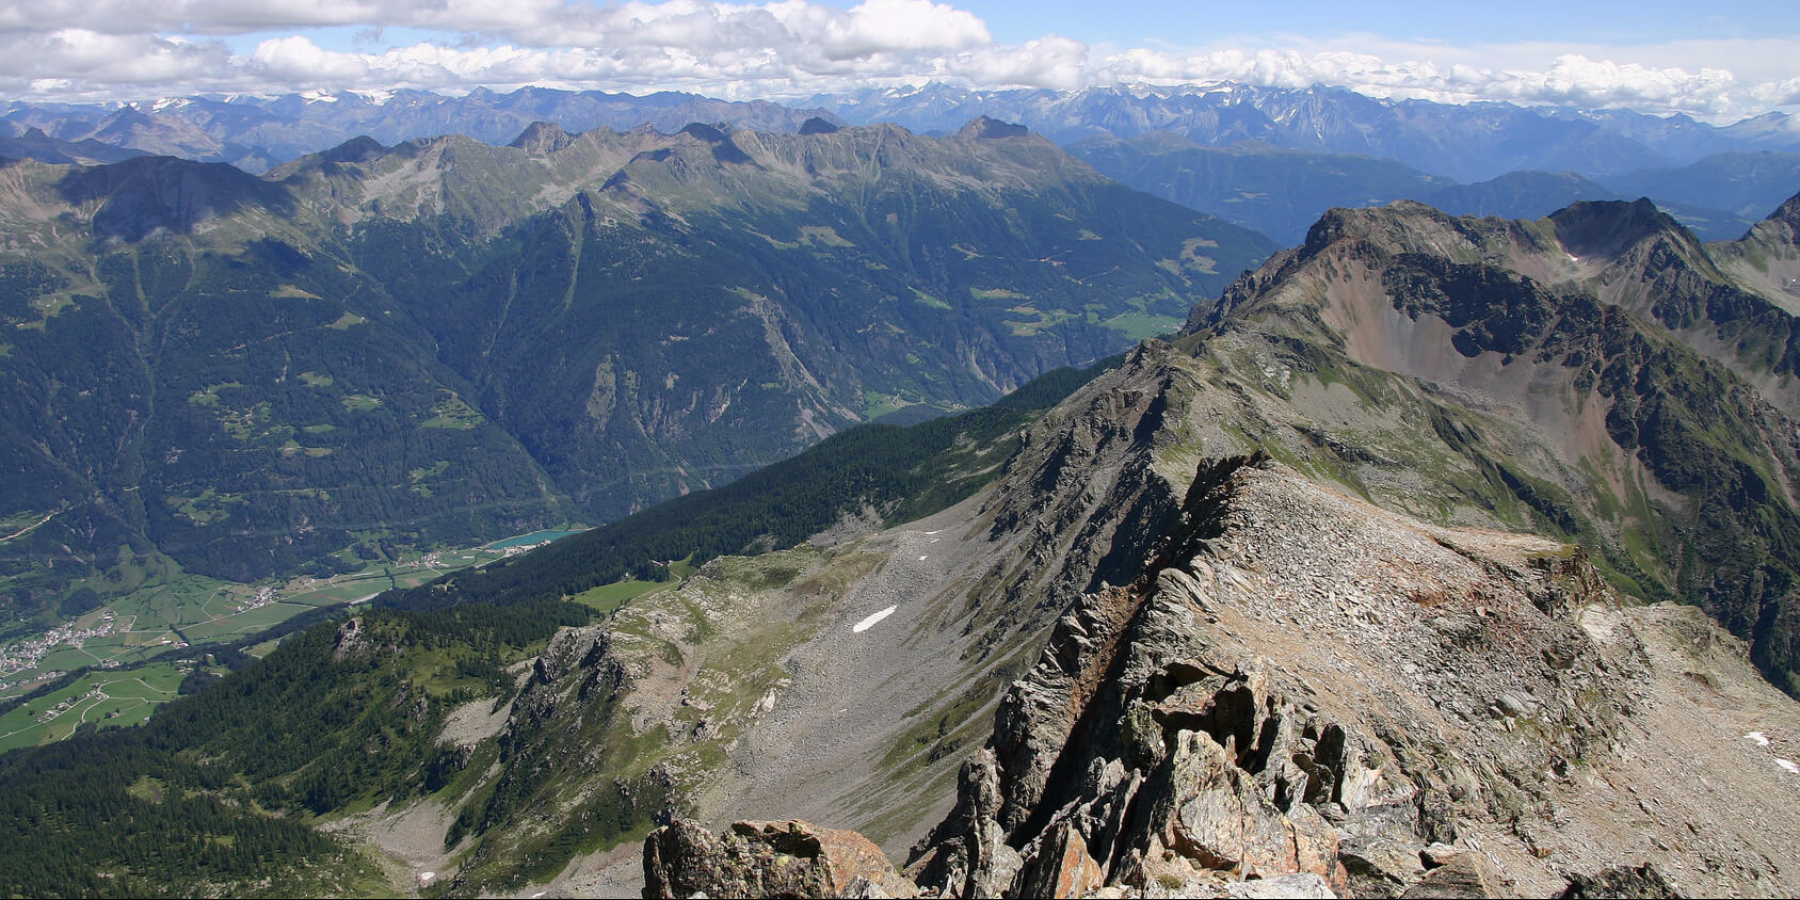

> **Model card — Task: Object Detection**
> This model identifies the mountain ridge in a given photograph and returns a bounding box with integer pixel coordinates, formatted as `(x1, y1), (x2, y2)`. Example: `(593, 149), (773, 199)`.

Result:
(0, 118), (1275, 625)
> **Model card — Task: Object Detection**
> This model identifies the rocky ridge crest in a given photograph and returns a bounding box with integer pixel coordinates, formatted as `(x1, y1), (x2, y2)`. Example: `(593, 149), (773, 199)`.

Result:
(645, 455), (1800, 898)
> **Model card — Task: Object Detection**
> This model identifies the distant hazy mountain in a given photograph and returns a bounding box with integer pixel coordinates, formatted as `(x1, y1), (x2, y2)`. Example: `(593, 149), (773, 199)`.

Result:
(813, 82), (1800, 182)
(1600, 151), (1800, 220)
(2, 88), (844, 173)
(0, 126), (146, 166)
(12, 82), (1798, 192)
(1069, 131), (1779, 244)
(1068, 134), (1451, 245)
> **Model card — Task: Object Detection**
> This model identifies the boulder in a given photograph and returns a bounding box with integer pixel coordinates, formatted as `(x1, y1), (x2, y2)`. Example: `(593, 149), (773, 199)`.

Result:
(1556, 864), (1683, 899)
(643, 818), (918, 899)
(1154, 729), (1344, 889)
(1398, 851), (1512, 899)
(1013, 820), (1106, 899)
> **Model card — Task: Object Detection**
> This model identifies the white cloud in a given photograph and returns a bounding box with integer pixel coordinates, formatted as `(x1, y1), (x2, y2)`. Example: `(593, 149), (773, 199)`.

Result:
(249, 35), (371, 84)
(0, 1), (565, 36)
(1091, 41), (1782, 120)
(0, 0), (1794, 122)
(948, 36), (1088, 91)
(0, 29), (230, 86)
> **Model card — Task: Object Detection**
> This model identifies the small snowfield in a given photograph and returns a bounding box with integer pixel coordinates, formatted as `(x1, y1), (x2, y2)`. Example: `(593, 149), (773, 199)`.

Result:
(853, 606), (897, 633)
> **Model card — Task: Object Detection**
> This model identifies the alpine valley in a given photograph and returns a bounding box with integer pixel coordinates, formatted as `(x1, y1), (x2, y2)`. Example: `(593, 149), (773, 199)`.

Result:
(4, 87), (1800, 900)
(0, 116), (1273, 625)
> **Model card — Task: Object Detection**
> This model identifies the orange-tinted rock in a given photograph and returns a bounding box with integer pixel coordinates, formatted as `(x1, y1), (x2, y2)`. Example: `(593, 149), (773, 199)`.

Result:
(1015, 820), (1107, 899)
(643, 818), (918, 899)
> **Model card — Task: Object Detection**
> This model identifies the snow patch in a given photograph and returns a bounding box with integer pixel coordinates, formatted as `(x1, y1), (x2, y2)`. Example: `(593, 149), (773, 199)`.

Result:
(918, 555), (929, 561)
(1748, 731), (1772, 746)
(1778, 758), (1800, 776)
(418, 871), (436, 883)
(852, 605), (897, 632)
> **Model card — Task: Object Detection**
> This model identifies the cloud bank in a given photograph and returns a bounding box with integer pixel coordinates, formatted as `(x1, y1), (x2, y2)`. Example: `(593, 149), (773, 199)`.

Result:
(0, 0), (1793, 122)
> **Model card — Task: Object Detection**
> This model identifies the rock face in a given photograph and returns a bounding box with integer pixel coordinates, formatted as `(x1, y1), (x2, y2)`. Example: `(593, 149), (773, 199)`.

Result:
(642, 819), (918, 899)
(889, 454), (1800, 898)
(906, 454), (1555, 897)
(1185, 195), (1800, 697)
(642, 451), (1799, 899)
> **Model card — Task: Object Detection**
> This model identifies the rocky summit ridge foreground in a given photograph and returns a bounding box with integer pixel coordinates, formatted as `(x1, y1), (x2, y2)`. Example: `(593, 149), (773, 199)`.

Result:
(644, 455), (1800, 898)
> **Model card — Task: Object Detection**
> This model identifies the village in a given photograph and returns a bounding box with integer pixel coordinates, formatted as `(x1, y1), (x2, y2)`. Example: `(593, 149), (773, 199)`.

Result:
(0, 610), (127, 688)
(227, 584), (279, 614)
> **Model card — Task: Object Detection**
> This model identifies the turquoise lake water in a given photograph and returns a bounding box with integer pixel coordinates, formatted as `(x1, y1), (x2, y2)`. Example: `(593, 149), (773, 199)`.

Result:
(485, 529), (586, 550)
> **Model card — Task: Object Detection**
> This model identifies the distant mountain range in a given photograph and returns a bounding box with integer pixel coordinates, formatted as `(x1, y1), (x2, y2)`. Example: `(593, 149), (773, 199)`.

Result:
(9, 82), (1798, 256)
(2, 88), (843, 173)
(812, 82), (1800, 181)
(1070, 132), (1800, 244)
(10, 81), (1800, 185)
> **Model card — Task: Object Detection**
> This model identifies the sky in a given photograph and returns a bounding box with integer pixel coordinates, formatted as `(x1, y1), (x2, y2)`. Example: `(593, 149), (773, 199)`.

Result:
(2, 0), (1797, 122)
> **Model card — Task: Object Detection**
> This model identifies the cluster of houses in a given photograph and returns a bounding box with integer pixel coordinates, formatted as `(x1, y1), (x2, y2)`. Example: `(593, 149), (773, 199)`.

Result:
(0, 610), (124, 684)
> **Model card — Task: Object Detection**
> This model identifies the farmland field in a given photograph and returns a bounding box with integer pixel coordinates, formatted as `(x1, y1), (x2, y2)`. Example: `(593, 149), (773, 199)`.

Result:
(0, 662), (184, 752)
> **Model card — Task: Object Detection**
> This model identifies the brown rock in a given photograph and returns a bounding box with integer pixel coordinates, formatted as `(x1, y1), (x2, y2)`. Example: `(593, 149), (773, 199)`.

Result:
(1014, 820), (1107, 899)
(643, 818), (918, 899)
(1398, 852), (1512, 899)
(1156, 729), (1344, 888)
(1556, 864), (1684, 899)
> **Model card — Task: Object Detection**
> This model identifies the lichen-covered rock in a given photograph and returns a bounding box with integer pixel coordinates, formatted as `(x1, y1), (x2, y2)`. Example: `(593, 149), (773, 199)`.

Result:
(1150, 729), (1342, 884)
(904, 749), (1022, 898)
(1337, 835), (1424, 898)
(643, 819), (918, 899)
(1556, 864), (1683, 899)
(1224, 873), (1338, 898)
(1398, 852), (1512, 899)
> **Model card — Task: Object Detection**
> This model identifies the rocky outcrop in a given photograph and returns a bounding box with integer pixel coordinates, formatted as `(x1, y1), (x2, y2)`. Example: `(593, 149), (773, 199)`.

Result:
(887, 455), (1794, 898)
(643, 819), (919, 899)
(639, 451), (1800, 899)
(1185, 193), (1800, 699)
(1556, 864), (1682, 899)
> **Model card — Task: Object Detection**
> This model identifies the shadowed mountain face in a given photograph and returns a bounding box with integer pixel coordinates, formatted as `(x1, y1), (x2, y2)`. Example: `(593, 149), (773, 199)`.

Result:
(0, 120), (1275, 617)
